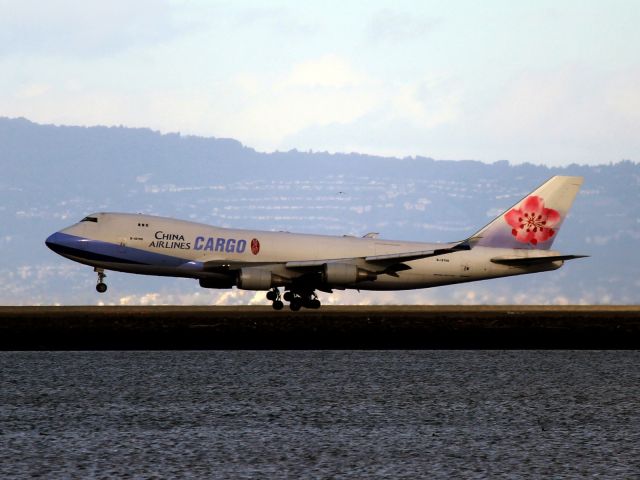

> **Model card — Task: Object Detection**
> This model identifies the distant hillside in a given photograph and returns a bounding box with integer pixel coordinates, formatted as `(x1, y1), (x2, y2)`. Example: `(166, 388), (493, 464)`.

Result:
(1, 117), (638, 305)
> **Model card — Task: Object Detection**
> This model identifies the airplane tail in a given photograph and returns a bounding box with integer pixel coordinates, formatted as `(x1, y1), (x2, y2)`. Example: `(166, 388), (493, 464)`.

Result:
(469, 176), (583, 250)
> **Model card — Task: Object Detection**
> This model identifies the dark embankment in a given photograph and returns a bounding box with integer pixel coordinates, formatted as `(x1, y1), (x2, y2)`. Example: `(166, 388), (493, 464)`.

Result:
(1, 306), (639, 349)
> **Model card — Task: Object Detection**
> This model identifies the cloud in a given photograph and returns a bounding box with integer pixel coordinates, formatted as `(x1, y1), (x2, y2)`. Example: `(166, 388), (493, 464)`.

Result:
(206, 55), (381, 149)
(119, 292), (160, 306)
(277, 71), (463, 155)
(366, 9), (439, 43)
(478, 66), (640, 163)
(0, 0), (192, 58)
(98, 279), (609, 307)
(282, 65), (640, 164)
(390, 75), (462, 129)
(403, 198), (431, 211)
(23, 56), (452, 154)
(4, 56), (378, 150)
(1, 265), (632, 306)
(285, 55), (366, 89)
(604, 67), (640, 135)
(114, 289), (268, 306)
(3, 43), (637, 166)
(16, 83), (51, 99)
(232, 6), (318, 37)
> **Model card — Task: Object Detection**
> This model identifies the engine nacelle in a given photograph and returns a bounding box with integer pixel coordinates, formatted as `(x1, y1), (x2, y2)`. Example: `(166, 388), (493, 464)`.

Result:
(199, 275), (235, 289)
(237, 268), (286, 290)
(323, 263), (376, 285)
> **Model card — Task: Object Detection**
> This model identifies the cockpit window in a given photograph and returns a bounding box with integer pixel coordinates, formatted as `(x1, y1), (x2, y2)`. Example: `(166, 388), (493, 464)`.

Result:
(80, 216), (98, 223)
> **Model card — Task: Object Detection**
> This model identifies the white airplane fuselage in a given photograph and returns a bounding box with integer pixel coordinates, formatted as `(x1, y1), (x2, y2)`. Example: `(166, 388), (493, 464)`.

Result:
(46, 213), (562, 289)
(45, 176), (586, 309)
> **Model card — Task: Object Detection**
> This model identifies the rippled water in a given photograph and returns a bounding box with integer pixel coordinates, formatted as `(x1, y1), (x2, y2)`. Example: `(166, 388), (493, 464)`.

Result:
(1, 351), (638, 478)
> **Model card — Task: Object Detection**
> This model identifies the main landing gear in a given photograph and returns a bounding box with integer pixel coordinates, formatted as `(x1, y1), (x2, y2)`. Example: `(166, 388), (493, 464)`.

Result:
(95, 268), (107, 293)
(266, 288), (284, 310)
(266, 289), (321, 311)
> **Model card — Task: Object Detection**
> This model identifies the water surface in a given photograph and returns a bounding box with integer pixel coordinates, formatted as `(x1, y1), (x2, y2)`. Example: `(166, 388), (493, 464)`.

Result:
(1, 351), (638, 478)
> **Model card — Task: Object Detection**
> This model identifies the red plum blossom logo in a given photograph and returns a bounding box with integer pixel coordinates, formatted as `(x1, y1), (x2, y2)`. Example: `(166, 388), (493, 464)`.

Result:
(251, 238), (260, 255)
(504, 196), (560, 245)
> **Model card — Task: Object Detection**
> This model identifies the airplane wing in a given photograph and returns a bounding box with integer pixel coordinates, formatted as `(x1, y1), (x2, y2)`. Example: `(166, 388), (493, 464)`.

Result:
(198, 241), (471, 291)
(200, 243), (466, 273)
(286, 241), (469, 272)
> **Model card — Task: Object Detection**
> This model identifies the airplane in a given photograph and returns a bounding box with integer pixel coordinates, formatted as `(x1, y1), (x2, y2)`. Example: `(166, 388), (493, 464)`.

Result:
(45, 176), (587, 310)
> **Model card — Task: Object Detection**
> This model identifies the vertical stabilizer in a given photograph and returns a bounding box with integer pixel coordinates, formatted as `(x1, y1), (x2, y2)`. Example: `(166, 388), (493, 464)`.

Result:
(470, 176), (583, 250)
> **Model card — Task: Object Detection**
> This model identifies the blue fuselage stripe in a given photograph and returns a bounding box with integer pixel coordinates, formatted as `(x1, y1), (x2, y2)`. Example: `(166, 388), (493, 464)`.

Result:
(46, 232), (190, 267)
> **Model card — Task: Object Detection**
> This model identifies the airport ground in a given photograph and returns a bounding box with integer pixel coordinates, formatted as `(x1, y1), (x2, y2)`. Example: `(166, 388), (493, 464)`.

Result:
(1, 305), (639, 349)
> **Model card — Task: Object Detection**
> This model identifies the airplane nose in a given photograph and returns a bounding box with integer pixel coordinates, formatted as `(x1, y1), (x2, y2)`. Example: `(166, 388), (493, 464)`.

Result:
(45, 232), (63, 253)
(45, 231), (91, 258)
(45, 231), (79, 255)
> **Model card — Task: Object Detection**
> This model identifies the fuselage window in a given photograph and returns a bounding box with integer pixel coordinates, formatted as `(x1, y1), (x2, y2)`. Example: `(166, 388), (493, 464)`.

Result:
(81, 216), (98, 223)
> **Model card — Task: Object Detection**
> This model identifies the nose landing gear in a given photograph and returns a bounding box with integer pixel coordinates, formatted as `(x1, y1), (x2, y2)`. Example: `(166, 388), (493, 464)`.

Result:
(95, 268), (107, 293)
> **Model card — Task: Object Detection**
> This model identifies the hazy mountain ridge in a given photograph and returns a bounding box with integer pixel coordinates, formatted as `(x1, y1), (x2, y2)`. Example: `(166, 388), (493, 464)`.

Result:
(1, 117), (638, 305)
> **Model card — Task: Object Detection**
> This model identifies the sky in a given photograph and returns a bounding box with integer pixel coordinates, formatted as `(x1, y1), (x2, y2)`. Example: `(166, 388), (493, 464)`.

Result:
(1, 0), (639, 166)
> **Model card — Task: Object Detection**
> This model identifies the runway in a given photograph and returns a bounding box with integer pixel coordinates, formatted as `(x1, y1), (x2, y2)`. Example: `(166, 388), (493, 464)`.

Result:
(1, 305), (638, 349)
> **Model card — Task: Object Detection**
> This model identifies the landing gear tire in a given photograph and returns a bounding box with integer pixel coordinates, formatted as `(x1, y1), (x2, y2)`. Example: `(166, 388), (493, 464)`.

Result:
(301, 292), (321, 309)
(307, 299), (321, 309)
(285, 290), (320, 310)
(94, 268), (107, 294)
(290, 297), (302, 311)
(268, 288), (284, 310)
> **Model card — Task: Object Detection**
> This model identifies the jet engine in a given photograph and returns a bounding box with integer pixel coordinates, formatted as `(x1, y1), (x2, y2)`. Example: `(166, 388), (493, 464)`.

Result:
(237, 268), (286, 290)
(323, 263), (376, 285)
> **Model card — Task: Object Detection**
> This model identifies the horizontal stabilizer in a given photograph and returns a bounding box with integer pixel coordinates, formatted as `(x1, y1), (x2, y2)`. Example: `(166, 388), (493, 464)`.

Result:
(491, 254), (588, 266)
